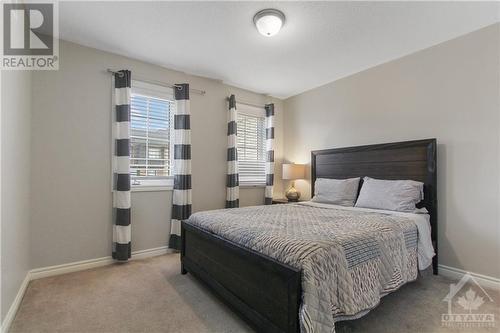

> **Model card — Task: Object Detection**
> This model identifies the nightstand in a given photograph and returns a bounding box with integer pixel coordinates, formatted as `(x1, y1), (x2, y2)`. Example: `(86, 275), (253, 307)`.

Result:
(272, 199), (299, 204)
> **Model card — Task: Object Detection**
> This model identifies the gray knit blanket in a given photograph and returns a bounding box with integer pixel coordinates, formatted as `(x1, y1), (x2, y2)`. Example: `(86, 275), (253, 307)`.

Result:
(187, 203), (418, 332)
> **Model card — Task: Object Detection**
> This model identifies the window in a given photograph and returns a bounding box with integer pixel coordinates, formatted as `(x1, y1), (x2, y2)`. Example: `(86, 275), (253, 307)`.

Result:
(129, 80), (174, 189)
(237, 106), (266, 186)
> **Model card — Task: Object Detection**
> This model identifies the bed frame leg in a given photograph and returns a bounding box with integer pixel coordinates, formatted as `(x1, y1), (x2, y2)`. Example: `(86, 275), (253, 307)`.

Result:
(431, 253), (438, 275)
(181, 221), (187, 275)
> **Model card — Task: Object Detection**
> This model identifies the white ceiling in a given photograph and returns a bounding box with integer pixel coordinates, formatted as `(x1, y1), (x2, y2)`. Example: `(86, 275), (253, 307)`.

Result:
(59, 1), (499, 99)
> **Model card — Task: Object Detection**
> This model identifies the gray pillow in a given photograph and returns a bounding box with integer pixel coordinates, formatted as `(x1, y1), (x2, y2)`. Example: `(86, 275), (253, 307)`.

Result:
(311, 177), (360, 206)
(355, 177), (424, 212)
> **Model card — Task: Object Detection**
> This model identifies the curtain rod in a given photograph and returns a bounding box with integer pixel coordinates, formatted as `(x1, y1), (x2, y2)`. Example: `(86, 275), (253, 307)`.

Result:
(107, 69), (206, 95)
(227, 96), (267, 109)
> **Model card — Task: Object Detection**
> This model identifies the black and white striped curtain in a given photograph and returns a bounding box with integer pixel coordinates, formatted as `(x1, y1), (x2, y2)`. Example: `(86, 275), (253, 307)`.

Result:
(112, 70), (132, 261)
(169, 84), (192, 250)
(265, 103), (275, 205)
(226, 95), (239, 208)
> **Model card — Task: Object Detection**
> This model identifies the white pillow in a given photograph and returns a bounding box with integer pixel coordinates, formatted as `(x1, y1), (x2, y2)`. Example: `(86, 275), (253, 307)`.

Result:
(355, 177), (424, 212)
(311, 177), (360, 207)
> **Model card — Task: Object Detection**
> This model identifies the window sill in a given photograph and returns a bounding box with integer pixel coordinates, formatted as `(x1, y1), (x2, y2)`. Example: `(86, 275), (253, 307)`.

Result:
(131, 185), (173, 192)
(240, 184), (266, 188)
(131, 178), (173, 192)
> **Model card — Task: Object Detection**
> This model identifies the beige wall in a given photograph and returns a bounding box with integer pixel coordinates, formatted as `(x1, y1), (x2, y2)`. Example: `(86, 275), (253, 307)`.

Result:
(1, 71), (32, 320)
(283, 24), (500, 278)
(14, 22), (499, 283)
(30, 40), (284, 268)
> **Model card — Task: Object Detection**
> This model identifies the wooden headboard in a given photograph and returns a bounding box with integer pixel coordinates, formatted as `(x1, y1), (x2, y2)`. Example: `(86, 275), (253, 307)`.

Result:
(311, 139), (438, 274)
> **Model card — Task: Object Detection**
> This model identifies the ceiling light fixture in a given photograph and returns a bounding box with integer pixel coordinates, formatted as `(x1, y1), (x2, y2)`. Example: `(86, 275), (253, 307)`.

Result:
(253, 9), (285, 37)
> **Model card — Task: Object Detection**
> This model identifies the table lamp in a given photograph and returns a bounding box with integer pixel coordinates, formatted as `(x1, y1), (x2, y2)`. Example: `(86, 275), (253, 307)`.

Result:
(282, 163), (305, 202)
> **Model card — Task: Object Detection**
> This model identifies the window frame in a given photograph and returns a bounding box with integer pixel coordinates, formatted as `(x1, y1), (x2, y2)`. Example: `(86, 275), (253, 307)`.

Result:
(237, 104), (267, 188)
(129, 80), (174, 191)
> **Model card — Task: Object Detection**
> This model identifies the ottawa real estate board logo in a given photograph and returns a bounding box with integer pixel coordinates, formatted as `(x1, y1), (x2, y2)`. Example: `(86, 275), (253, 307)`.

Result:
(1, 1), (58, 70)
(442, 273), (496, 329)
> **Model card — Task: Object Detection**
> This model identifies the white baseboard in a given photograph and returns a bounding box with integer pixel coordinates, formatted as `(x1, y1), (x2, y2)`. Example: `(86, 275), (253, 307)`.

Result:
(130, 246), (173, 261)
(1, 273), (30, 333)
(438, 264), (500, 290)
(1, 246), (173, 333)
(30, 246), (172, 280)
(30, 256), (114, 280)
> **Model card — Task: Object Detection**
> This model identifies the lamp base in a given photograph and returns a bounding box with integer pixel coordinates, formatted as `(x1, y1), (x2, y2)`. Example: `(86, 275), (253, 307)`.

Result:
(285, 185), (301, 202)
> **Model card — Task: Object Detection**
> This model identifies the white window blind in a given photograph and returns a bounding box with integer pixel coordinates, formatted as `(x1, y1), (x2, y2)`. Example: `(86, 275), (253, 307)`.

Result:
(237, 112), (266, 186)
(130, 92), (174, 180)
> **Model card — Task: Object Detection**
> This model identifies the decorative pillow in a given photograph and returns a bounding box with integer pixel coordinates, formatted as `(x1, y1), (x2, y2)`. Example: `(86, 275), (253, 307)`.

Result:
(354, 177), (424, 212)
(311, 177), (361, 207)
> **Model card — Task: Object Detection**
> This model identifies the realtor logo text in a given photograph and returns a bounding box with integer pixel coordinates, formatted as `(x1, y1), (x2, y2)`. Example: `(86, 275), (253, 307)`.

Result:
(1, 1), (59, 70)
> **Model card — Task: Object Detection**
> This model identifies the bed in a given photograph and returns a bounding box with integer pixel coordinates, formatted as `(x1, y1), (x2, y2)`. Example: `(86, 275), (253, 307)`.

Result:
(180, 139), (437, 333)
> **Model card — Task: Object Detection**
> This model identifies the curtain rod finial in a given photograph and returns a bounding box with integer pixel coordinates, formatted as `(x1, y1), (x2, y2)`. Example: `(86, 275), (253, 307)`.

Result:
(107, 69), (124, 77)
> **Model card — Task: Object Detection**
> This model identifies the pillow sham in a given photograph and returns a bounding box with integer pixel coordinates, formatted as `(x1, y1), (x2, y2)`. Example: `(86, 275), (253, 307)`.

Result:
(354, 177), (424, 212)
(311, 177), (360, 207)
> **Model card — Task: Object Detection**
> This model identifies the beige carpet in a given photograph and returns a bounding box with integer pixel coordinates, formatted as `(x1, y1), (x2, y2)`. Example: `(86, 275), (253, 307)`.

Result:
(10, 254), (499, 333)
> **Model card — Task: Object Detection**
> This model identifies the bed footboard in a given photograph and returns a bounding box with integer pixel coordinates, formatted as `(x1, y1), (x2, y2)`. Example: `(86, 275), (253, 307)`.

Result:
(181, 221), (301, 333)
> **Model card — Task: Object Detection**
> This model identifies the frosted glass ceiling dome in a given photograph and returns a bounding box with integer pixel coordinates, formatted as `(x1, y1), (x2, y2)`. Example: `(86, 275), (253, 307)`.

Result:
(253, 9), (286, 37)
